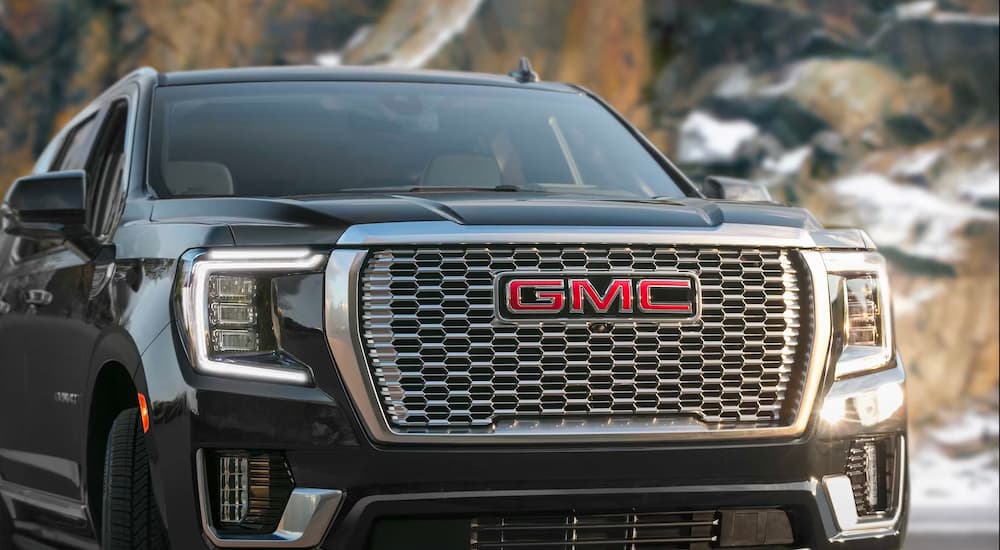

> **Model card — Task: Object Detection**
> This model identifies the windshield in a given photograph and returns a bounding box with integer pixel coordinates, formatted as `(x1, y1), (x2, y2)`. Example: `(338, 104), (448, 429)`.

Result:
(148, 81), (685, 199)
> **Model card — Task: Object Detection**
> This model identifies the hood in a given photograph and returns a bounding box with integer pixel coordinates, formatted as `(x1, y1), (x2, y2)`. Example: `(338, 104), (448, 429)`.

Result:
(148, 192), (823, 246)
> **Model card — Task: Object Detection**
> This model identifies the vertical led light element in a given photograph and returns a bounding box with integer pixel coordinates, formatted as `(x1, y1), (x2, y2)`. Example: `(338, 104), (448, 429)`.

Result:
(180, 248), (326, 384)
(863, 441), (879, 510)
(219, 454), (249, 524)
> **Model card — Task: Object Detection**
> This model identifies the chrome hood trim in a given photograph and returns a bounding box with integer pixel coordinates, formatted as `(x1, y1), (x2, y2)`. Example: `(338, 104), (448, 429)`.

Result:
(337, 221), (875, 250)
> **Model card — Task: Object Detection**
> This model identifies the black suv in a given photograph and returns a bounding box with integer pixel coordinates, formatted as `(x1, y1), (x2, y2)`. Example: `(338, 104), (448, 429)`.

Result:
(0, 65), (907, 550)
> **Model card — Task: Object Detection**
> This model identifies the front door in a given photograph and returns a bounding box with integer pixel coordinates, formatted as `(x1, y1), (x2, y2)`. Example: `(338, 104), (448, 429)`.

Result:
(0, 93), (132, 532)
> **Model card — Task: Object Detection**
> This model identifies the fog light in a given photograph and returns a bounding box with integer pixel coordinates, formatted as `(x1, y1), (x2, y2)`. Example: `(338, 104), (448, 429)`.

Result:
(211, 451), (296, 534)
(845, 436), (899, 517)
(219, 454), (249, 524)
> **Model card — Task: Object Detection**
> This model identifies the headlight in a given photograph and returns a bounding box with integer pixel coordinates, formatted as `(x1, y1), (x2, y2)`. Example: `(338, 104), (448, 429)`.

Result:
(177, 248), (327, 384)
(822, 251), (893, 378)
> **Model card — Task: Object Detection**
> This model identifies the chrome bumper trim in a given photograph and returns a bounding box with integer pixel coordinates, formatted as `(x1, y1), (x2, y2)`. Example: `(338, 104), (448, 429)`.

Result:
(325, 238), (833, 444)
(196, 450), (343, 548)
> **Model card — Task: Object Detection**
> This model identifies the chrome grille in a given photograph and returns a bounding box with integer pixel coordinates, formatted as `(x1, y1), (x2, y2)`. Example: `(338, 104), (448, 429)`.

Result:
(360, 246), (810, 432)
(470, 511), (718, 549)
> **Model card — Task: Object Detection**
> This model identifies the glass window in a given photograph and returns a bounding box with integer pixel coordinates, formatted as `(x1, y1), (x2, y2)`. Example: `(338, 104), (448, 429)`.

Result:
(54, 115), (99, 171)
(148, 82), (685, 200)
(88, 101), (128, 237)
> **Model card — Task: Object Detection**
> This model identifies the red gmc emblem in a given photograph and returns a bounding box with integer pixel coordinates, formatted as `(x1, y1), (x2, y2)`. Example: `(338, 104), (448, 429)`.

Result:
(496, 273), (698, 321)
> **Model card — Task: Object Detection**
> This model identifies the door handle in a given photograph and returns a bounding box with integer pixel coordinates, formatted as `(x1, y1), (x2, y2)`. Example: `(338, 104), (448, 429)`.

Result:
(24, 289), (53, 306)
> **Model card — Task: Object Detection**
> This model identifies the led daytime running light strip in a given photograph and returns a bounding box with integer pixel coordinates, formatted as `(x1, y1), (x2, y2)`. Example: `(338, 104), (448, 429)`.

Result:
(182, 249), (326, 384)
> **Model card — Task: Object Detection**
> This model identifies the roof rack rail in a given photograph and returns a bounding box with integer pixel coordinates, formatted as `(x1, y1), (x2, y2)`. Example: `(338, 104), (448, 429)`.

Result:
(508, 56), (539, 83)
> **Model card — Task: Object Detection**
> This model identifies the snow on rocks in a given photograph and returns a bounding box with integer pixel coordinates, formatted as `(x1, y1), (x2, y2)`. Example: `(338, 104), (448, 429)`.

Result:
(827, 172), (996, 262)
(676, 111), (760, 165)
(910, 402), (1000, 518)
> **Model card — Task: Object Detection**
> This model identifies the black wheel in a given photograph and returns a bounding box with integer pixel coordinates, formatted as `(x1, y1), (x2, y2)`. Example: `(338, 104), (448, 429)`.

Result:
(101, 408), (169, 550)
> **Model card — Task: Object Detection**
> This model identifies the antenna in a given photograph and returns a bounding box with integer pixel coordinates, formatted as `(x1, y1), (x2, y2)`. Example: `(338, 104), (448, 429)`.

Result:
(508, 56), (539, 83)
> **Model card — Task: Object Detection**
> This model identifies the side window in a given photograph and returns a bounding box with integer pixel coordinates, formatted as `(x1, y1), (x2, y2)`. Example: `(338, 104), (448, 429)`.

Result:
(54, 114), (100, 171)
(86, 101), (129, 238)
(14, 114), (101, 260)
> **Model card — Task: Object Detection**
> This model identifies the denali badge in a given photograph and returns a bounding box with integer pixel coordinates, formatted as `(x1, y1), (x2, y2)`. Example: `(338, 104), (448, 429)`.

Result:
(496, 273), (698, 322)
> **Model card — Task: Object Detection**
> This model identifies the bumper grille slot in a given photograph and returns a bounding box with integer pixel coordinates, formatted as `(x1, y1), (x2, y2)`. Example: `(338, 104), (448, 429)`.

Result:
(360, 246), (812, 433)
(471, 511), (718, 549)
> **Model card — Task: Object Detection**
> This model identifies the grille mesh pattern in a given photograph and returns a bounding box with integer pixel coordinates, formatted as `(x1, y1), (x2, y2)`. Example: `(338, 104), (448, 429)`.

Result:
(360, 246), (810, 431)
(471, 511), (718, 549)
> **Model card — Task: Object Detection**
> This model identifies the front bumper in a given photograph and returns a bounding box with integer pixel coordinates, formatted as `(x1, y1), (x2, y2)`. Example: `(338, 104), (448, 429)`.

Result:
(139, 316), (907, 550)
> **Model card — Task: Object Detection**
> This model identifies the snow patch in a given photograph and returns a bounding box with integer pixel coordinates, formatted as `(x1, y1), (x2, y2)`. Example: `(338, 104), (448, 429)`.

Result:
(891, 147), (943, 180)
(896, 0), (937, 19)
(931, 11), (1000, 26)
(315, 52), (342, 66)
(958, 165), (1000, 203)
(714, 66), (753, 98)
(677, 111), (760, 165)
(344, 25), (373, 52)
(759, 63), (804, 97)
(315, 26), (372, 67)
(828, 173), (996, 261)
(911, 407), (1000, 511)
(762, 146), (811, 175)
(929, 410), (1000, 447)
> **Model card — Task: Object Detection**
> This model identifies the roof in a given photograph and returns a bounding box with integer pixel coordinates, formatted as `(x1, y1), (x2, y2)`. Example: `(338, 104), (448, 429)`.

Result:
(156, 65), (579, 93)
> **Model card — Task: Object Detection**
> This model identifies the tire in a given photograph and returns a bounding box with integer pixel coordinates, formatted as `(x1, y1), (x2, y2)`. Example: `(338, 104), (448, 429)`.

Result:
(101, 408), (169, 550)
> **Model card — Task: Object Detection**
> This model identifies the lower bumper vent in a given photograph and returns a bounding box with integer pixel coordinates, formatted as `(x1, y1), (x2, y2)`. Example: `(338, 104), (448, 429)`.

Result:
(472, 511), (716, 549)
(470, 509), (794, 549)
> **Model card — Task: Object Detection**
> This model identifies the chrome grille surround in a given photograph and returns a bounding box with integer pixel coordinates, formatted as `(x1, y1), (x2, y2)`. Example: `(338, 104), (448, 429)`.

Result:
(325, 222), (836, 444)
(361, 246), (809, 430)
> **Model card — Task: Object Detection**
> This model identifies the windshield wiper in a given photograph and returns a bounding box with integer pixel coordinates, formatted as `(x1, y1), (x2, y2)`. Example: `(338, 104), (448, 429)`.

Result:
(409, 184), (524, 192)
(336, 184), (528, 194)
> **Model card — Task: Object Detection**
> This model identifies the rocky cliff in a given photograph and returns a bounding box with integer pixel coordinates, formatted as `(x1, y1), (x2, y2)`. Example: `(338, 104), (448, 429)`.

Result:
(1, 0), (997, 423)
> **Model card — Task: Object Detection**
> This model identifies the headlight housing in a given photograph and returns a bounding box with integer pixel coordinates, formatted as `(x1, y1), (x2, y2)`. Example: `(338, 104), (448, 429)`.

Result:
(822, 251), (893, 378)
(177, 248), (327, 384)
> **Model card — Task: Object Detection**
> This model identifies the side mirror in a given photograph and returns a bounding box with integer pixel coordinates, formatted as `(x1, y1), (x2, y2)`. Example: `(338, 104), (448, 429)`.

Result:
(699, 175), (774, 202)
(3, 170), (99, 257)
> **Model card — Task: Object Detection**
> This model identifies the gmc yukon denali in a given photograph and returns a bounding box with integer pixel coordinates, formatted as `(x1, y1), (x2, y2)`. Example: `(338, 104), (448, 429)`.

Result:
(0, 63), (908, 550)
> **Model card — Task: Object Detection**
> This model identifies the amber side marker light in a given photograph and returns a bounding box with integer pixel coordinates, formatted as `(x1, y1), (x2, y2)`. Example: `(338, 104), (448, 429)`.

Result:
(138, 393), (150, 433)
